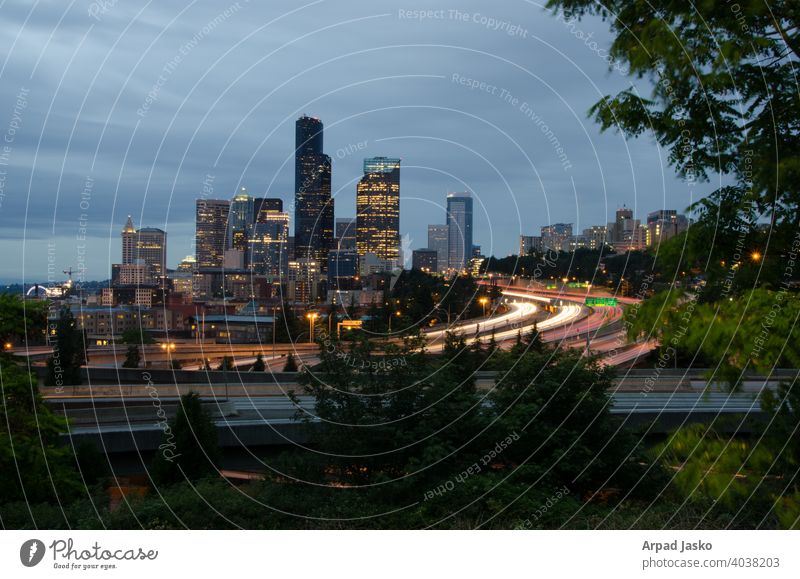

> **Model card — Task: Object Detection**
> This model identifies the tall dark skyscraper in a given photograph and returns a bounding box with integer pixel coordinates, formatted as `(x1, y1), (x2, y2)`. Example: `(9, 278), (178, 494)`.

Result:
(356, 157), (401, 268)
(446, 192), (473, 272)
(253, 197), (283, 223)
(294, 115), (333, 271)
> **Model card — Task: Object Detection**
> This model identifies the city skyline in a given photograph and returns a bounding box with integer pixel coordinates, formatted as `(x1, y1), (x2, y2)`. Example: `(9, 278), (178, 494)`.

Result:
(0, 1), (716, 283)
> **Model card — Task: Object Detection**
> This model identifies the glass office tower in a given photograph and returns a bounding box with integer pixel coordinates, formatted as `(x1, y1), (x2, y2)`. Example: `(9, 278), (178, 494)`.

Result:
(294, 115), (333, 272)
(356, 157), (400, 268)
(446, 193), (473, 273)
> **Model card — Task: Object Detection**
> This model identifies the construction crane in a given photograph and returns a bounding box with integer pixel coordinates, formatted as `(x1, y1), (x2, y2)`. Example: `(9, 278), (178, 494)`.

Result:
(62, 267), (74, 289)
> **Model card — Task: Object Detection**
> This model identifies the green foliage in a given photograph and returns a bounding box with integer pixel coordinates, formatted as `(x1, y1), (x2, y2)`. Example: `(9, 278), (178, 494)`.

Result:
(274, 302), (302, 343)
(656, 424), (774, 509)
(122, 345), (140, 368)
(523, 321), (545, 353)
(650, 187), (786, 294)
(775, 493), (800, 530)
(45, 307), (87, 387)
(760, 382), (800, 491)
(624, 288), (800, 386)
(489, 350), (655, 495)
(0, 294), (48, 346)
(549, 0), (799, 217)
(150, 392), (220, 485)
(0, 360), (82, 504)
(547, 0), (800, 277)
(484, 249), (656, 294)
(120, 327), (153, 345)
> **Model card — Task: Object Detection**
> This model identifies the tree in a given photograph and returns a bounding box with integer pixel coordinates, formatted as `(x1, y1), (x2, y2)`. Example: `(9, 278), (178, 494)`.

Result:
(364, 300), (387, 334)
(624, 288), (800, 386)
(120, 327), (153, 345)
(0, 294), (48, 347)
(122, 345), (140, 368)
(252, 353), (265, 372)
(283, 353), (298, 372)
(523, 321), (545, 354)
(171, 358), (182, 370)
(295, 331), (485, 495)
(487, 330), (499, 356)
(216, 356), (233, 371)
(0, 361), (82, 503)
(151, 392), (220, 484)
(488, 349), (657, 496)
(547, 1), (800, 263)
(45, 307), (87, 387)
(274, 301), (301, 343)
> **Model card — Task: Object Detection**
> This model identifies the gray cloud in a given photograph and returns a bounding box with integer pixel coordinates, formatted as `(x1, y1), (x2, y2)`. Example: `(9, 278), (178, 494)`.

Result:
(0, 0), (712, 282)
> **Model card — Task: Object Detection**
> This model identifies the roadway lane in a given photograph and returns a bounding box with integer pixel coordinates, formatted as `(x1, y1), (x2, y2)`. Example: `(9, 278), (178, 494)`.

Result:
(58, 390), (765, 438)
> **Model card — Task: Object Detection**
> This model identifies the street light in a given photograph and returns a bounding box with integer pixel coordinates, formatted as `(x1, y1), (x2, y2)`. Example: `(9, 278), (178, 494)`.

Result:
(388, 310), (401, 332)
(271, 305), (282, 361)
(479, 296), (489, 317)
(306, 312), (318, 343)
(751, 251), (762, 262)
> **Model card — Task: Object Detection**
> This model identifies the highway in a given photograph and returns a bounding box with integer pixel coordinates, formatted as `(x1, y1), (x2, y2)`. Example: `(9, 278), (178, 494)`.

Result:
(55, 390), (766, 453)
(16, 281), (659, 370)
(60, 391), (764, 424)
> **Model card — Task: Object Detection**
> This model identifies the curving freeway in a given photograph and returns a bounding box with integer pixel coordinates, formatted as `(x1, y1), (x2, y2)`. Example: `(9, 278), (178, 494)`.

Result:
(16, 280), (658, 370)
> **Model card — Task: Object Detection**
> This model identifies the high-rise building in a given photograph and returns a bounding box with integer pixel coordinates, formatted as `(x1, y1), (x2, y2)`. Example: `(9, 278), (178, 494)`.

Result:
(519, 235), (543, 255)
(646, 209), (689, 247)
(196, 199), (230, 268)
(227, 188), (254, 254)
(288, 258), (321, 303)
(119, 217), (166, 282)
(328, 248), (359, 290)
(446, 193), (473, 272)
(541, 223), (573, 252)
(117, 262), (150, 285)
(581, 225), (609, 251)
(121, 216), (136, 264)
(294, 115), (333, 271)
(646, 209), (677, 225)
(253, 197), (283, 223)
(335, 217), (357, 251)
(356, 157), (401, 269)
(427, 224), (449, 273)
(614, 206), (634, 243)
(135, 227), (167, 279)
(176, 255), (196, 272)
(249, 211), (289, 279)
(412, 249), (438, 273)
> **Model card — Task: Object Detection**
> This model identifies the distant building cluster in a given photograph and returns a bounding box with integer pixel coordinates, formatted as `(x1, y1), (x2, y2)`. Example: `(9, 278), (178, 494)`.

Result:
(520, 206), (690, 256)
(51, 115), (691, 345)
(71, 115), (483, 344)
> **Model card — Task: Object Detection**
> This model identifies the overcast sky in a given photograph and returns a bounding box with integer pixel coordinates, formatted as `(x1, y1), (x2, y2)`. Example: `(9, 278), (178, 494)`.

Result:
(0, 0), (717, 283)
